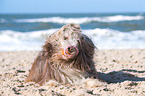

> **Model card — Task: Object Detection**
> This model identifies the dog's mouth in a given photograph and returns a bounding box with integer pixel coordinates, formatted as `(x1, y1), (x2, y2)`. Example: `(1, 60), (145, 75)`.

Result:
(61, 45), (79, 59)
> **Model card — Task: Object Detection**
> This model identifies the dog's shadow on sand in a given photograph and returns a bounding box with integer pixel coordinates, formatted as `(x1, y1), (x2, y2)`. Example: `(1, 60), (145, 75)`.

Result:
(98, 69), (145, 84)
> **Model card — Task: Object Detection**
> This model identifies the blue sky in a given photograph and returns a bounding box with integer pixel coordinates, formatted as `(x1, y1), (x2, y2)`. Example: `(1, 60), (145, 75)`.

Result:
(0, 0), (145, 14)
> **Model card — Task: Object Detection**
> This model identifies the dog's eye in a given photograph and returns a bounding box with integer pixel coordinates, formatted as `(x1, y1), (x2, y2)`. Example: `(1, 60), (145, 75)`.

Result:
(64, 36), (68, 40)
(81, 36), (84, 40)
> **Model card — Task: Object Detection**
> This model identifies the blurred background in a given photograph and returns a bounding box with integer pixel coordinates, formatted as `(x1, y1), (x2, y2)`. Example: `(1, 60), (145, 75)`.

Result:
(0, 0), (145, 51)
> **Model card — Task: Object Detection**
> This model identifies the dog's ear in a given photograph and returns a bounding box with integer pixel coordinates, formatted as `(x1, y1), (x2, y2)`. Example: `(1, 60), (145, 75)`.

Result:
(75, 34), (97, 77)
(25, 43), (53, 85)
(41, 42), (53, 57)
(83, 34), (95, 58)
(83, 35), (97, 77)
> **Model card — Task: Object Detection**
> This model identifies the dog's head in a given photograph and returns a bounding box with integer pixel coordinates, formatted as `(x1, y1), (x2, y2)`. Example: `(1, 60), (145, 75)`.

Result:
(50, 24), (95, 61)
(58, 24), (82, 60)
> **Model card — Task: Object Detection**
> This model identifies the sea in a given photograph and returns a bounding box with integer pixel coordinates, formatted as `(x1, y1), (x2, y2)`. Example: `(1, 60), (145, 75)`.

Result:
(0, 13), (145, 51)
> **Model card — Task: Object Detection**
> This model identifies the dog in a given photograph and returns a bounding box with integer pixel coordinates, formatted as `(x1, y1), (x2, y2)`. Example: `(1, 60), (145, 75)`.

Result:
(26, 24), (97, 85)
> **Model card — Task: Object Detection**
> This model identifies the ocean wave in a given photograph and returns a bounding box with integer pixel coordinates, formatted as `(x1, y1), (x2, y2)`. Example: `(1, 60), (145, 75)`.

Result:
(0, 29), (57, 42)
(0, 19), (7, 23)
(0, 29), (57, 51)
(15, 15), (144, 24)
(83, 28), (145, 49)
(0, 28), (145, 51)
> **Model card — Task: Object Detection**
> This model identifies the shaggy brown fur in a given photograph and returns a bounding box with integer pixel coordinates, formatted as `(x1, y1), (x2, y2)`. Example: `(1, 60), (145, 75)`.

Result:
(26, 24), (97, 85)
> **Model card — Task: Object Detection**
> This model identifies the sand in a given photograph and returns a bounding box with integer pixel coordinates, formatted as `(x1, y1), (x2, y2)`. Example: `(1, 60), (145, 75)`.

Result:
(0, 49), (145, 96)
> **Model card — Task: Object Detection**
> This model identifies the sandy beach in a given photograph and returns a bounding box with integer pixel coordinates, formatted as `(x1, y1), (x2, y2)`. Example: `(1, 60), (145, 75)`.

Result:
(0, 49), (145, 96)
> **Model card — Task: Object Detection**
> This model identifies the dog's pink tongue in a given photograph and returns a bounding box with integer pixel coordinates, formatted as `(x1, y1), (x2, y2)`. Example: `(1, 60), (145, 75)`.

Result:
(61, 45), (79, 59)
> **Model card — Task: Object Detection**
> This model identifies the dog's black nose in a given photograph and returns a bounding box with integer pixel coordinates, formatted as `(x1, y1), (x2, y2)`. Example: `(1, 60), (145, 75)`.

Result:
(68, 46), (76, 52)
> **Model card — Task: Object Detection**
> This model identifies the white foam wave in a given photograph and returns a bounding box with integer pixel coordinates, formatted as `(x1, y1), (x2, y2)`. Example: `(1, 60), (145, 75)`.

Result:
(0, 29), (57, 51)
(0, 19), (7, 23)
(83, 29), (145, 49)
(15, 15), (144, 24)
(100, 15), (144, 22)
(0, 28), (145, 51)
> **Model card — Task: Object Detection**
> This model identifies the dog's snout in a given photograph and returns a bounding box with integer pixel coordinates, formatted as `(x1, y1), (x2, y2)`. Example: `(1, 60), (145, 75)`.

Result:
(61, 45), (79, 59)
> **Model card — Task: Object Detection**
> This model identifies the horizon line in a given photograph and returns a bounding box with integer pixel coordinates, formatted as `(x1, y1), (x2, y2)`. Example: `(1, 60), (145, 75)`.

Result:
(0, 12), (145, 15)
